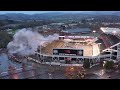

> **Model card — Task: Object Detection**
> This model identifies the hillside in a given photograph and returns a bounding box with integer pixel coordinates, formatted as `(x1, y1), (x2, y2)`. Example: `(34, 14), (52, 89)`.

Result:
(0, 11), (120, 21)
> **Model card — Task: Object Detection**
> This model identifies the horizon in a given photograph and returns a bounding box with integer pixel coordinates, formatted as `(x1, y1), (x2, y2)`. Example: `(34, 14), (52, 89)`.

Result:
(0, 11), (117, 15)
(0, 11), (92, 15)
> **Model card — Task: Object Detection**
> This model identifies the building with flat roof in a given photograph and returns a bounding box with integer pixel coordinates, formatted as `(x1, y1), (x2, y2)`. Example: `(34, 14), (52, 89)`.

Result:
(100, 27), (120, 34)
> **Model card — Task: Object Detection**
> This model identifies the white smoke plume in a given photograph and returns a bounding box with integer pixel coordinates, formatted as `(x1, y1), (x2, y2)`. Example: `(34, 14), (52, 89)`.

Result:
(7, 28), (59, 56)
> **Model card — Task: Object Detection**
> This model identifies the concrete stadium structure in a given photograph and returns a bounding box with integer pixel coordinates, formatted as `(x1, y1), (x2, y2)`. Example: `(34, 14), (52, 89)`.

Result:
(32, 34), (116, 66)
(9, 27), (120, 66)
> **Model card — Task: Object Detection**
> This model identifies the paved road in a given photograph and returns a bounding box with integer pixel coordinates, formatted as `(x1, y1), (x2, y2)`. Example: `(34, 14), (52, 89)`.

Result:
(86, 64), (120, 79)
(85, 65), (109, 79)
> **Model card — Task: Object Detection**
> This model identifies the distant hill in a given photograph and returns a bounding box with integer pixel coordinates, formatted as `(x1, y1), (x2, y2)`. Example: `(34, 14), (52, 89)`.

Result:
(0, 12), (66, 20)
(0, 11), (120, 21)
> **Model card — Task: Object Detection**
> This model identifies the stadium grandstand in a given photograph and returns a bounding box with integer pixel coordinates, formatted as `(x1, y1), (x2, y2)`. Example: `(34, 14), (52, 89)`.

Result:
(100, 27), (120, 47)
(100, 27), (120, 60)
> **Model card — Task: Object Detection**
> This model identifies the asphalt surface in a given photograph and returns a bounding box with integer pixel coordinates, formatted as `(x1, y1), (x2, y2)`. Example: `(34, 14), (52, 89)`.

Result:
(1, 53), (120, 79)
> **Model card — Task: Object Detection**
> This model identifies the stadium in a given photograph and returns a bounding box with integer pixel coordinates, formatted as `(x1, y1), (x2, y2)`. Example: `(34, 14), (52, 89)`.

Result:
(9, 27), (120, 66)
(27, 27), (119, 66)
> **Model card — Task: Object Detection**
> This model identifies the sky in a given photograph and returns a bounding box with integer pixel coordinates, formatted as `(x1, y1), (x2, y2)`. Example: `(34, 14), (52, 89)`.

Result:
(0, 11), (93, 15)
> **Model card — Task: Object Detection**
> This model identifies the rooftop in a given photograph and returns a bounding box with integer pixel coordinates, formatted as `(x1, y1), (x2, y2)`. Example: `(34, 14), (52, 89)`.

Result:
(101, 27), (120, 34)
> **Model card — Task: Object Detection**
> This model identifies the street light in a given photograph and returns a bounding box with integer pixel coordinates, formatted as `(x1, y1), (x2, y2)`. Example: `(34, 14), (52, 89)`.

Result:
(113, 30), (117, 35)
(93, 30), (96, 33)
(48, 73), (52, 79)
(93, 30), (96, 37)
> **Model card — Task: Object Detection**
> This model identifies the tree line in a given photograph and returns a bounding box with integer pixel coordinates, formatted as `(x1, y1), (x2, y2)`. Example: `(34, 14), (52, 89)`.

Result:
(0, 31), (12, 49)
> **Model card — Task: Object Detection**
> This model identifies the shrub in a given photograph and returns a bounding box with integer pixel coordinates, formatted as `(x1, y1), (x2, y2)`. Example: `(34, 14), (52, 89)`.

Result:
(104, 61), (114, 70)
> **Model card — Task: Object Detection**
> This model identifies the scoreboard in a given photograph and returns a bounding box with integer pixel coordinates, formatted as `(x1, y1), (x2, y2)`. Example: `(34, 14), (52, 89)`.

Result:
(53, 48), (83, 56)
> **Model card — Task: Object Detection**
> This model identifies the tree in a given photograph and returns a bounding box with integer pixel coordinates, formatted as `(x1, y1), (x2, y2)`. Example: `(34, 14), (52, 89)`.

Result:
(0, 31), (12, 48)
(104, 61), (114, 70)
(83, 59), (90, 69)
(81, 19), (86, 24)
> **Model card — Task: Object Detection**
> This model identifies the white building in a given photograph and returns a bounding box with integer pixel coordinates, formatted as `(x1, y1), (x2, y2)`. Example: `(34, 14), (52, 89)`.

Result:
(100, 27), (120, 35)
